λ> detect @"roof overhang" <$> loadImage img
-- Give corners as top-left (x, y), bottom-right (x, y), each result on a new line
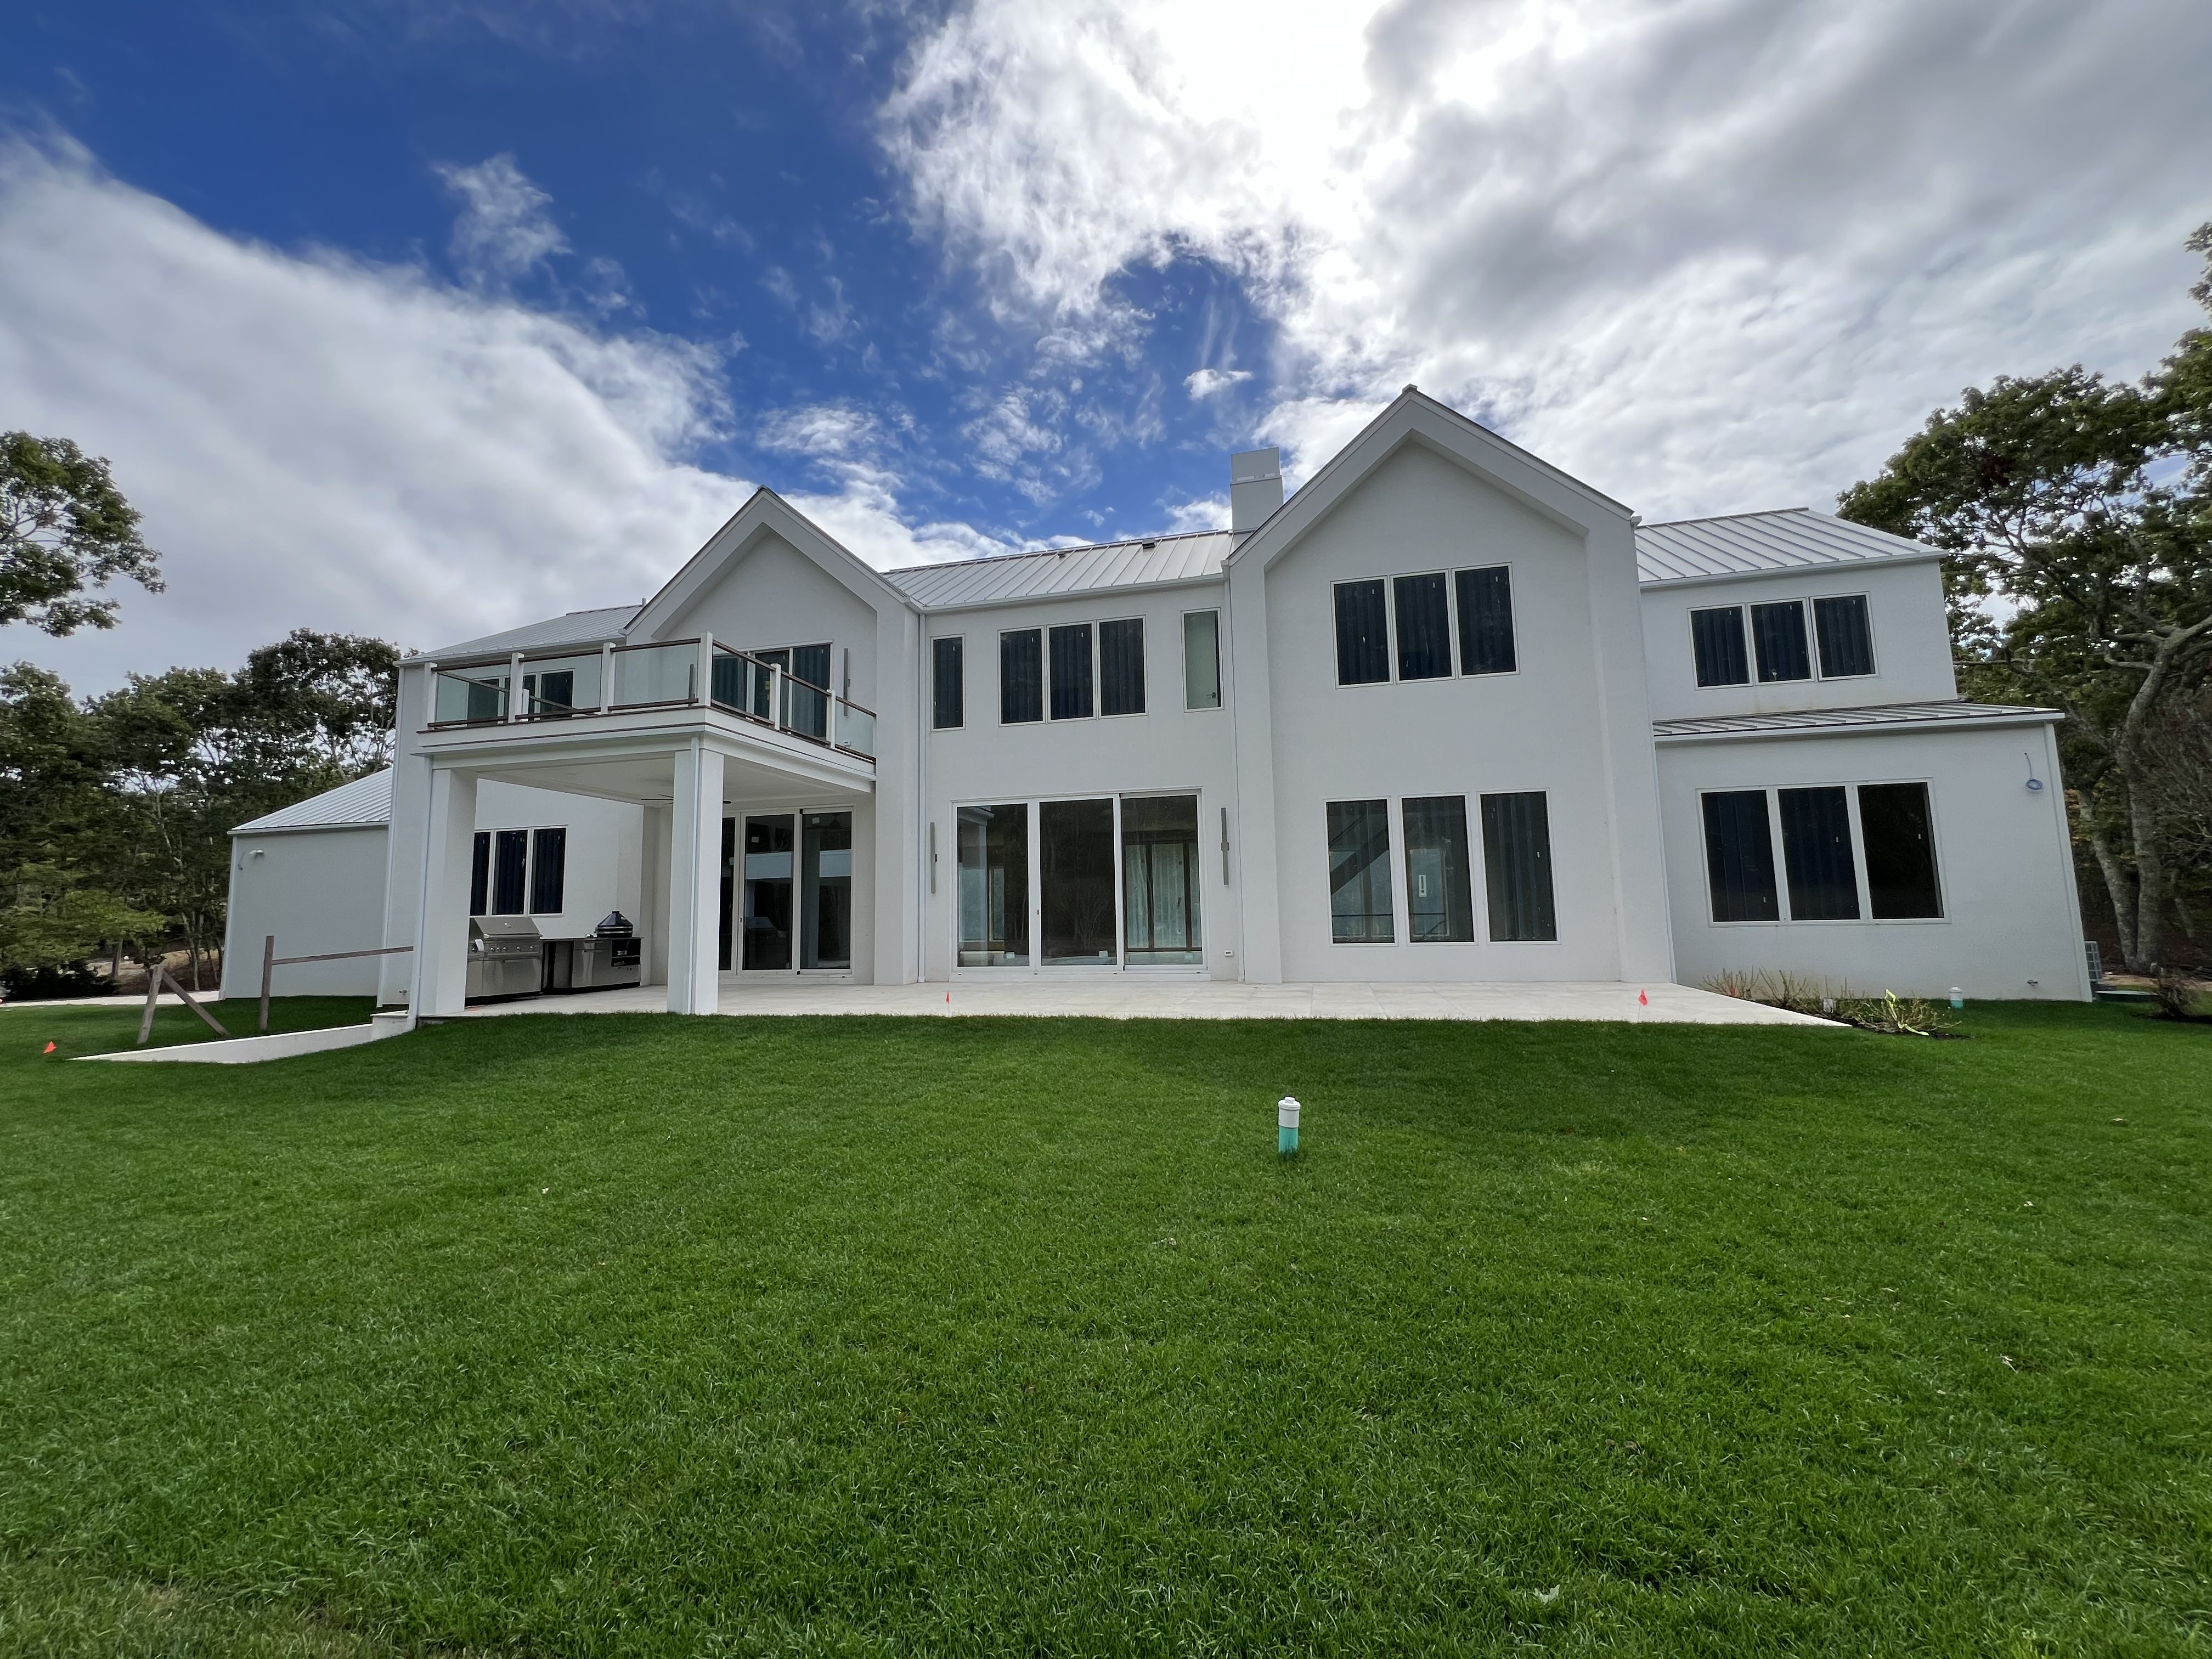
top-left (1654, 703), bottom-right (2061, 746)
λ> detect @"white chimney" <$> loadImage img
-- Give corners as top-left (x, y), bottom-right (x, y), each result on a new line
top-left (1231, 447), bottom-right (1283, 533)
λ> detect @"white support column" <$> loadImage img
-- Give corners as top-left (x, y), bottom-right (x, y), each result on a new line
top-left (411, 766), bottom-right (478, 1018)
top-left (665, 740), bottom-right (726, 1015)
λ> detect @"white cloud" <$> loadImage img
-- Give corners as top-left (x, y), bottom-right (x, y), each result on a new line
top-left (882, 0), bottom-right (2212, 516)
top-left (0, 140), bottom-right (1006, 690)
top-left (1184, 367), bottom-right (1251, 399)
top-left (436, 153), bottom-right (569, 289)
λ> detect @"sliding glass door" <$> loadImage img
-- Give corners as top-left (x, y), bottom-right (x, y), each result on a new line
top-left (957, 804), bottom-right (1030, 966)
top-left (1122, 794), bottom-right (1201, 964)
top-left (800, 811), bottom-right (853, 969)
top-left (1041, 799), bottom-right (1116, 964)
top-left (956, 793), bottom-right (1203, 970)
top-left (741, 815), bottom-right (794, 969)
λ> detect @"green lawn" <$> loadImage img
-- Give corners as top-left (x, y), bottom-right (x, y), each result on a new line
top-left (1, 1002), bottom-right (2205, 1656)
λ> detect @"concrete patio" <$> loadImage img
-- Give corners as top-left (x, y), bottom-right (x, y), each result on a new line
top-left (455, 976), bottom-right (1837, 1025)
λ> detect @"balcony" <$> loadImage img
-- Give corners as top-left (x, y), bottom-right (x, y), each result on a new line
top-left (426, 637), bottom-right (877, 761)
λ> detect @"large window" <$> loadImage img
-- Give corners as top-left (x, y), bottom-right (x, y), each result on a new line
top-left (1402, 796), bottom-right (1476, 942)
top-left (1100, 618), bottom-right (1146, 716)
top-left (1326, 799), bottom-right (1396, 943)
top-left (490, 828), bottom-right (529, 915)
top-left (1184, 611), bottom-right (1221, 710)
top-left (470, 833), bottom-right (490, 916)
top-left (1751, 601), bottom-right (1811, 682)
top-left (1040, 798), bottom-right (1116, 963)
top-left (1122, 795), bottom-right (1202, 964)
top-left (1049, 624), bottom-right (1094, 720)
top-left (1480, 791), bottom-right (1557, 942)
top-left (1455, 566), bottom-right (1516, 675)
top-left (957, 805), bottom-right (1029, 965)
top-left (529, 827), bottom-right (566, 915)
top-left (800, 811), bottom-right (853, 969)
top-left (1392, 573), bottom-right (1453, 680)
top-left (1778, 786), bottom-right (1859, 920)
top-left (1860, 782), bottom-right (1942, 918)
top-left (933, 636), bottom-right (964, 729)
top-left (1701, 781), bottom-right (1943, 922)
top-left (1700, 791), bottom-right (1779, 922)
top-left (1691, 607), bottom-right (1751, 687)
top-left (742, 815), bottom-right (795, 969)
top-left (1814, 595), bottom-right (1875, 678)
top-left (1334, 580), bottom-right (1391, 686)
top-left (1000, 629), bottom-right (1042, 724)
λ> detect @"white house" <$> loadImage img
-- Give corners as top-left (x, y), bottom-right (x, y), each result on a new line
top-left (222, 389), bottom-right (2091, 1011)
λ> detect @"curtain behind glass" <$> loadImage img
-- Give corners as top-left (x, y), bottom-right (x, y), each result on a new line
top-left (1122, 794), bottom-right (1201, 964)
top-left (957, 805), bottom-right (1029, 964)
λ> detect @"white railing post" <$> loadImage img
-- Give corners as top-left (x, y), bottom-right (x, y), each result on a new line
top-left (599, 643), bottom-right (616, 712)
top-left (506, 652), bottom-right (524, 721)
top-left (769, 664), bottom-right (784, 732)
top-left (697, 633), bottom-right (714, 708)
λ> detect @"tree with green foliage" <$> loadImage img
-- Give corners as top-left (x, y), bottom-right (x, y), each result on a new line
top-left (0, 432), bottom-right (163, 635)
top-left (1839, 223), bottom-right (2212, 971)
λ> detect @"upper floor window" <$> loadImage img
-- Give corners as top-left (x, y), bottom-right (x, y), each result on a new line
top-left (1099, 618), bottom-right (1146, 716)
top-left (1691, 606), bottom-right (1750, 686)
top-left (1049, 624), bottom-right (1094, 719)
top-left (1339, 565), bottom-right (1519, 686)
top-left (1000, 629), bottom-right (1042, 724)
top-left (1814, 595), bottom-right (1875, 678)
top-left (1456, 566), bottom-right (1516, 675)
top-left (932, 636), bottom-right (964, 730)
top-left (1334, 580), bottom-right (1391, 685)
top-left (1752, 601), bottom-right (1811, 682)
top-left (1392, 573), bottom-right (1452, 680)
top-left (1184, 610), bottom-right (1221, 710)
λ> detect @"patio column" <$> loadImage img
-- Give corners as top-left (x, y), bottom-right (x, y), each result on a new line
top-left (665, 740), bottom-right (725, 1015)
top-left (412, 766), bottom-right (478, 1018)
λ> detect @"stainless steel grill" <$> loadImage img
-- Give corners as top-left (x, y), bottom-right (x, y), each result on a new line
top-left (467, 915), bottom-right (543, 1002)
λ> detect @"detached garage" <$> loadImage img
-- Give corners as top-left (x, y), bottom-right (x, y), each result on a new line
top-left (222, 770), bottom-right (396, 999)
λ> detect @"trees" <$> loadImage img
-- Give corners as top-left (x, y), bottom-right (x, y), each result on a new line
top-left (0, 433), bottom-right (163, 636)
top-left (1839, 225), bottom-right (2212, 972)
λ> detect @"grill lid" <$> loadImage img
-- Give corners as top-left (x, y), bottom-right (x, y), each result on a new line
top-left (470, 915), bottom-right (544, 943)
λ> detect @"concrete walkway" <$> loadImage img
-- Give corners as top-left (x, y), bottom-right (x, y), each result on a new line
top-left (459, 977), bottom-right (1835, 1026)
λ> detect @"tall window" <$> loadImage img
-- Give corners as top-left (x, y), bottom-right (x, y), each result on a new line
top-left (1701, 792), bottom-right (1779, 922)
top-left (1402, 796), bottom-right (1476, 942)
top-left (800, 812), bottom-right (853, 969)
top-left (1184, 611), bottom-right (1221, 710)
top-left (1752, 601), bottom-right (1811, 682)
top-left (1860, 782), bottom-right (1943, 917)
top-left (1122, 794), bottom-right (1201, 964)
top-left (1100, 618), bottom-right (1146, 715)
top-left (1392, 573), bottom-right (1452, 680)
top-left (529, 827), bottom-right (567, 915)
top-left (1326, 800), bottom-right (1395, 942)
top-left (1040, 798), bottom-right (1115, 962)
top-left (1814, 595), bottom-right (1875, 678)
top-left (957, 804), bottom-right (1029, 965)
top-left (1778, 787), bottom-right (1858, 919)
top-left (1334, 580), bottom-right (1390, 685)
top-left (1692, 606), bottom-right (1750, 686)
top-left (489, 829), bottom-right (529, 915)
top-left (1480, 792), bottom-right (1557, 941)
top-left (1000, 629), bottom-right (1042, 724)
top-left (1049, 623), bottom-right (1094, 720)
top-left (1455, 566), bottom-right (1516, 675)
top-left (470, 832), bottom-right (490, 915)
top-left (932, 636), bottom-right (964, 729)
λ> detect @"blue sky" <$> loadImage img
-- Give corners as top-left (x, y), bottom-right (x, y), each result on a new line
top-left (3, 0), bottom-right (2209, 687)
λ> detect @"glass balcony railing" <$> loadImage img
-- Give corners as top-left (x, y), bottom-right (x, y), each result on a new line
top-left (783, 675), bottom-right (830, 743)
top-left (432, 666), bottom-right (509, 724)
top-left (610, 641), bottom-right (697, 708)
top-left (834, 698), bottom-right (876, 757)
top-left (520, 652), bottom-right (603, 717)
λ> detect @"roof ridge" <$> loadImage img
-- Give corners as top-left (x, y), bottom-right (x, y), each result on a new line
top-left (1638, 506), bottom-right (1814, 530)
top-left (882, 527), bottom-right (1232, 578)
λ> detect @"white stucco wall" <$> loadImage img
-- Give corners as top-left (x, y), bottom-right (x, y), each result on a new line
top-left (919, 581), bottom-right (1241, 979)
top-left (663, 529), bottom-right (884, 708)
top-left (1639, 558), bottom-right (1956, 723)
top-left (1657, 717), bottom-right (2090, 1000)
top-left (223, 825), bottom-right (391, 997)
top-left (1256, 442), bottom-right (1654, 981)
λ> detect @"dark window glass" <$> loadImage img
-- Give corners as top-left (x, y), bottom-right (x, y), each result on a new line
top-left (801, 811), bottom-right (853, 969)
top-left (1327, 800), bottom-right (1395, 942)
top-left (1778, 787), bottom-right (1859, 919)
top-left (1000, 630), bottom-right (1042, 724)
top-left (1184, 611), bottom-right (1221, 709)
top-left (529, 827), bottom-right (566, 915)
top-left (932, 636), bottom-right (964, 729)
top-left (1040, 798), bottom-right (1116, 963)
top-left (1100, 618), bottom-right (1146, 715)
top-left (1122, 794), bottom-right (1201, 964)
top-left (1701, 791), bottom-right (1779, 922)
top-left (1752, 601), bottom-right (1811, 682)
top-left (1481, 792), bottom-right (1558, 941)
top-left (470, 831), bottom-right (489, 915)
top-left (742, 815), bottom-right (794, 969)
top-left (957, 804), bottom-right (1030, 965)
top-left (1049, 623), bottom-right (1094, 720)
top-left (490, 828), bottom-right (529, 915)
top-left (1334, 580), bottom-right (1390, 685)
top-left (1402, 795), bottom-right (1476, 942)
top-left (1455, 566), bottom-right (1516, 675)
top-left (1393, 573), bottom-right (1452, 680)
top-left (1859, 782), bottom-right (1943, 918)
top-left (789, 642), bottom-right (832, 690)
top-left (1814, 595), bottom-right (1875, 677)
top-left (719, 817), bottom-right (735, 970)
top-left (1691, 607), bottom-right (1750, 686)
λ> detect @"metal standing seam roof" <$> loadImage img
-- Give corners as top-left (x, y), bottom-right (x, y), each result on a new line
top-left (230, 768), bottom-right (395, 834)
top-left (409, 604), bottom-right (641, 665)
top-left (1652, 701), bottom-right (2060, 740)
top-left (881, 531), bottom-right (1237, 609)
top-left (1634, 509), bottom-right (1942, 584)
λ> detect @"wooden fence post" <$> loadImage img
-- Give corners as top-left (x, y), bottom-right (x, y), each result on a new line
top-left (136, 964), bottom-right (163, 1047)
top-left (259, 934), bottom-right (276, 1034)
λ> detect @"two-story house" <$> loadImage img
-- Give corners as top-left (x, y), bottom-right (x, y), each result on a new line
top-left (223, 388), bottom-right (2091, 1013)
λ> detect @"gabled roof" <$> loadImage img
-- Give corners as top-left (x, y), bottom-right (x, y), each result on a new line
top-left (1652, 701), bottom-right (2058, 741)
top-left (883, 531), bottom-right (1235, 609)
top-left (626, 487), bottom-right (917, 640)
top-left (230, 768), bottom-right (394, 834)
top-left (409, 605), bottom-right (637, 665)
top-left (1635, 509), bottom-right (1940, 585)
